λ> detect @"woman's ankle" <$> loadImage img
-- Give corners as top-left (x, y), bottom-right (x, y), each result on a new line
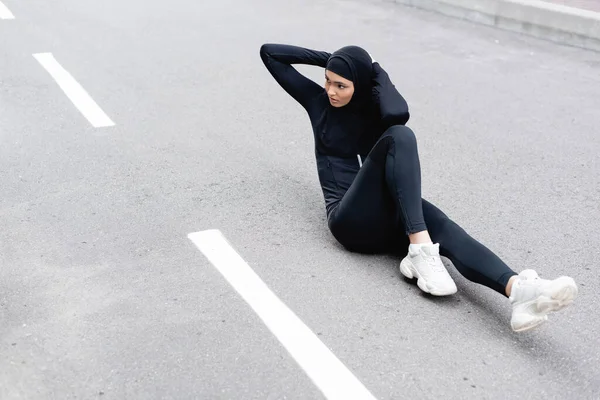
top-left (408, 230), bottom-right (432, 244)
top-left (505, 275), bottom-right (519, 297)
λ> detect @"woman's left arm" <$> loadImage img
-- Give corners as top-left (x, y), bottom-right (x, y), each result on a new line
top-left (371, 62), bottom-right (410, 127)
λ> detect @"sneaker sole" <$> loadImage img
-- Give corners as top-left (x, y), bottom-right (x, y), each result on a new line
top-left (512, 315), bottom-right (548, 333)
top-left (512, 276), bottom-right (578, 333)
top-left (399, 258), bottom-right (457, 296)
top-left (537, 276), bottom-right (578, 313)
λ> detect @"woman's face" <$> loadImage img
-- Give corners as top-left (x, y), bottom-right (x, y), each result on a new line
top-left (325, 70), bottom-right (354, 107)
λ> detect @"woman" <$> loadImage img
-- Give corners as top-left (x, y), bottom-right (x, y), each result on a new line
top-left (259, 43), bottom-right (578, 332)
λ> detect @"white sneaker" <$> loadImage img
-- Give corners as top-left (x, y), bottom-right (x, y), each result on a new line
top-left (509, 269), bottom-right (578, 332)
top-left (399, 243), bottom-right (458, 296)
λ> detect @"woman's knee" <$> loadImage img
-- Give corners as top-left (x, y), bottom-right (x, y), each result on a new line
top-left (384, 125), bottom-right (417, 150)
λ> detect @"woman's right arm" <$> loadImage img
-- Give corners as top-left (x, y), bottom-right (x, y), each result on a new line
top-left (260, 43), bottom-right (331, 109)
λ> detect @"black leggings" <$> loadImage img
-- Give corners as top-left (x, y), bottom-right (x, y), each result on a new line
top-left (328, 125), bottom-right (517, 296)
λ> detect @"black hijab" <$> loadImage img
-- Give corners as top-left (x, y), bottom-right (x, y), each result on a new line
top-left (317, 45), bottom-right (378, 157)
top-left (326, 46), bottom-right (374, 109)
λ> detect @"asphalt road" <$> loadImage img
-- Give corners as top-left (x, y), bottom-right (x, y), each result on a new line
top-left (1, 0), bottom-right (599, 399)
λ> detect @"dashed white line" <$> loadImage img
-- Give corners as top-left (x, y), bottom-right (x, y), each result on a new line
top-left (188, 229), bottom-right (377, 400)
top-left (33, 53), bottom-right (115, 128)
top-left (0, 1), bottom-right (15, 19)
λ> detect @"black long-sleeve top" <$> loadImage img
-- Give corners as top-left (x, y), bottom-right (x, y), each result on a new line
top-left (260, 43), bottom-right (410, 215)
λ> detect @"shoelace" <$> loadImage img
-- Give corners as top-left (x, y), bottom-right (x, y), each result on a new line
top-left (520, 273), bottom-right (540, 284)
top-left (426, 254), bottom-right (446, 273)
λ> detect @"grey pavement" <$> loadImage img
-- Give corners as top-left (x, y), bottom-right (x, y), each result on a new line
top-left (1, 0), bottom-right (600, 399)
top-left (390, 0), bottom-right (600, 52)
top-left (543, 0), bottom-right (600, 12)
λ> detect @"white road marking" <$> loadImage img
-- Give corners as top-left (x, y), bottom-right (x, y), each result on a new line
top-left (0, 1), bottom-right (15, 19)
top-left (33, 53), bottom-right (115, 128)
top-left (188, 229), bottom-right (377, 400)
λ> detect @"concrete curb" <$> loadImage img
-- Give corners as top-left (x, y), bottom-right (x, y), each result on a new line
top-left (389, 0), bottom-right (600, 51)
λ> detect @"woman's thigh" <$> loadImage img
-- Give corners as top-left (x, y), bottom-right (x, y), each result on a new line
top-left (328, 154), bottom-right (406, 253)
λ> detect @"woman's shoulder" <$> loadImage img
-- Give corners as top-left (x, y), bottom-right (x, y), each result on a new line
top-left (306, 92), bottom-right (330, 117)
